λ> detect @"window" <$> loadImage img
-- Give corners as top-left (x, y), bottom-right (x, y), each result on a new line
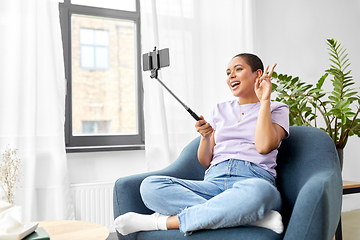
top-left (82, 121), bottom-right (110, 134)
top-left (59, 0), bottom-right (144, 152)
top-left (80, 28), bottom-right (109, 70)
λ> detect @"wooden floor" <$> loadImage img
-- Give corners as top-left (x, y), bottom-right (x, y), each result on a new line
top-left (342, 209), bottom-right (360, 240)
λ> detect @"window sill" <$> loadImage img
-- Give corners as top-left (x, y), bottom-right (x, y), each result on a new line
top-left (66, 144), bottom-right (145, 153)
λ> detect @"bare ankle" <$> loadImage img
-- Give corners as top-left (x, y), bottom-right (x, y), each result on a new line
top-left (166, 215), bottom-right (180, 229)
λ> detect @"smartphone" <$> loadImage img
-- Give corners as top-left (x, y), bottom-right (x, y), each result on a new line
top-left (142, 48), bottom-right (170, 71)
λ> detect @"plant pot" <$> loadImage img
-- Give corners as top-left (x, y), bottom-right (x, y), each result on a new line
top-left (337, 148), bottom-right (343, 171)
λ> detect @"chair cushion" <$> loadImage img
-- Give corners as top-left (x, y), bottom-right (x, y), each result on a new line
top-left (137, 226), bottom-right (283, 240)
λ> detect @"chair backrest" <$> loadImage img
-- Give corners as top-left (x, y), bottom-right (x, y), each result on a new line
top-left (161, 136), bottom-right (206, 180)
top-left (275, 126), bottom-right (341, 231)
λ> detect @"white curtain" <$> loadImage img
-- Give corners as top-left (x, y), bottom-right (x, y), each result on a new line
top-left (0, 0), bottom-right (74, 221)
top-left (141, 0), bottom-right (254, 171)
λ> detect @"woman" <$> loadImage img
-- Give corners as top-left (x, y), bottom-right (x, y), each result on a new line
top-left (115, 53), bottom-right (289, 236)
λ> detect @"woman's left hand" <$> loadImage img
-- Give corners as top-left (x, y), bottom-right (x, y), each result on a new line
top-left (255, 63), bottom-right (277, 102)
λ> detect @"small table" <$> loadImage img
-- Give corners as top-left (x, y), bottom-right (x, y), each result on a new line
top-left (38, 220), bottom-right (109, 240)
top-left (335, 180), bottom-right (360, 240)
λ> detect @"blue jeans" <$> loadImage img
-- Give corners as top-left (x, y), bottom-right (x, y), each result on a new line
top-left (140, 159), bottom-right (282, 234)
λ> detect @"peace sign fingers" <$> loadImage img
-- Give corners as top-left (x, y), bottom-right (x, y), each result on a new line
top-left (259, 63), bottom-right (276, 85)
top-left (256, 63), bottom-right (277, 102)
top-left (264, 63), bottom-right (277, 78)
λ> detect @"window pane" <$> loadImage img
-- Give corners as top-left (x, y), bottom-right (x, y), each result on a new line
top-left (80, 45), bottom-right (94, 68)
top-left (95, 47), bottom-right (108, 69)
top-left (82, 121), bottom-right (96, 134)
top-left (82, 120), bottom-right (110, 134)
top-left (95, 30), bottom-right (109, 46)
top-left (71, 0), bottom-right (136, 12)
top-left (80, 28), bottom-right (94, 44)
top-left (71, 14), bottom-right (137, 136)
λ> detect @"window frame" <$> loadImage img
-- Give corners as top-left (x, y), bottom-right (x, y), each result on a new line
top-left (59, 0), bottom-right (144, 152)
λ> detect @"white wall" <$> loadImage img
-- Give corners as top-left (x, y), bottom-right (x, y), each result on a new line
top-left (67, 150), bottom-right (146, 184)
top-left (67, 149), bottom-right (146, 233)
top-left (253, 0), bottom-right (360, 211)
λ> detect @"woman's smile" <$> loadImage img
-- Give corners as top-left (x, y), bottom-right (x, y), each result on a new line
top-left (230, 80), bottom-right (241, 90)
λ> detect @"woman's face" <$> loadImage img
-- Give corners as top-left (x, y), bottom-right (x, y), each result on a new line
top-left (226, 56), bottom-right (260, 99)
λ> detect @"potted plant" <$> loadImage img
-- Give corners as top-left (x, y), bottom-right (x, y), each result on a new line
top-left (271, 38), bottom-right (360, 170)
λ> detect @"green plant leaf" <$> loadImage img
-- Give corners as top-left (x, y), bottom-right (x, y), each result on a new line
top-left (344, 91), bottom-right (357, 98)
top-left (327, 38), bottom-right (334, 44)
top-left (344, 82), bottom-right (355, 89)
top-left (330, 59), bottom-right (341, 68)
top-left (329, 94), bottom-right (339, 101)
top-left (352, 124), bottom-right (360, 138)
top-left (316, 73), bottom-right (328, 89)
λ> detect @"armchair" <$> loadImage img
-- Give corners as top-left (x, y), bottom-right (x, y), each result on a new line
top-left (113, 126), bottom-right (342, 240)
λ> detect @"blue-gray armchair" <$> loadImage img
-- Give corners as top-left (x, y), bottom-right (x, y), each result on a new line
top-left (113, 126), bottom-right (342, 240)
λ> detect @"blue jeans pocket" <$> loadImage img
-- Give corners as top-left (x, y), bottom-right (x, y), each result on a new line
top-left (204, 161), bottom-right (228, 179)
top-left (247, 162), bottom-right (276, 186)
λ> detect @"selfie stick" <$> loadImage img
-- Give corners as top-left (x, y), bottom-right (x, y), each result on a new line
top-left (151, 73), bottom-right (201, 121)
top-left (147, 47), bottom-right (201, 121)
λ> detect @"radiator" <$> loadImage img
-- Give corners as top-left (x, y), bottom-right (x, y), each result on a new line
top-left (70, 182), bottom-right (115, 232)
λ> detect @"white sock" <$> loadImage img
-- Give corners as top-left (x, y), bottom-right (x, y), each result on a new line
top-left (248, 210), bottom-right (284, 234)
top-left (114, 212), bottom-right (168, 235)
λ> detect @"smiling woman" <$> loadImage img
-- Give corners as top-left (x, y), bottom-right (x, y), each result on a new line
top-left (114, 53), bottom-right (289, 236)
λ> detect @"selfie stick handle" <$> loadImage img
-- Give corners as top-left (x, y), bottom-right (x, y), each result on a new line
top-left (151, 75), bottom-right (201, 121)
top-left (187, 108), bottom-right (202, 121)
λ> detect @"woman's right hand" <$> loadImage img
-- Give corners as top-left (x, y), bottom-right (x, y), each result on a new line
top-left (196, 115), bottom-right (215, 167)
top-left (195, 115), bottom-right (214, 139)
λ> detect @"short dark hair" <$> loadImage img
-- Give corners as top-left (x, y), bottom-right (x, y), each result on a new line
top-left (233, 53), bottom-right (264, 73)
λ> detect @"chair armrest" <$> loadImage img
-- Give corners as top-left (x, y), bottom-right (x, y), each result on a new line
top-left (283, 169), bottom-right (342, 240)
